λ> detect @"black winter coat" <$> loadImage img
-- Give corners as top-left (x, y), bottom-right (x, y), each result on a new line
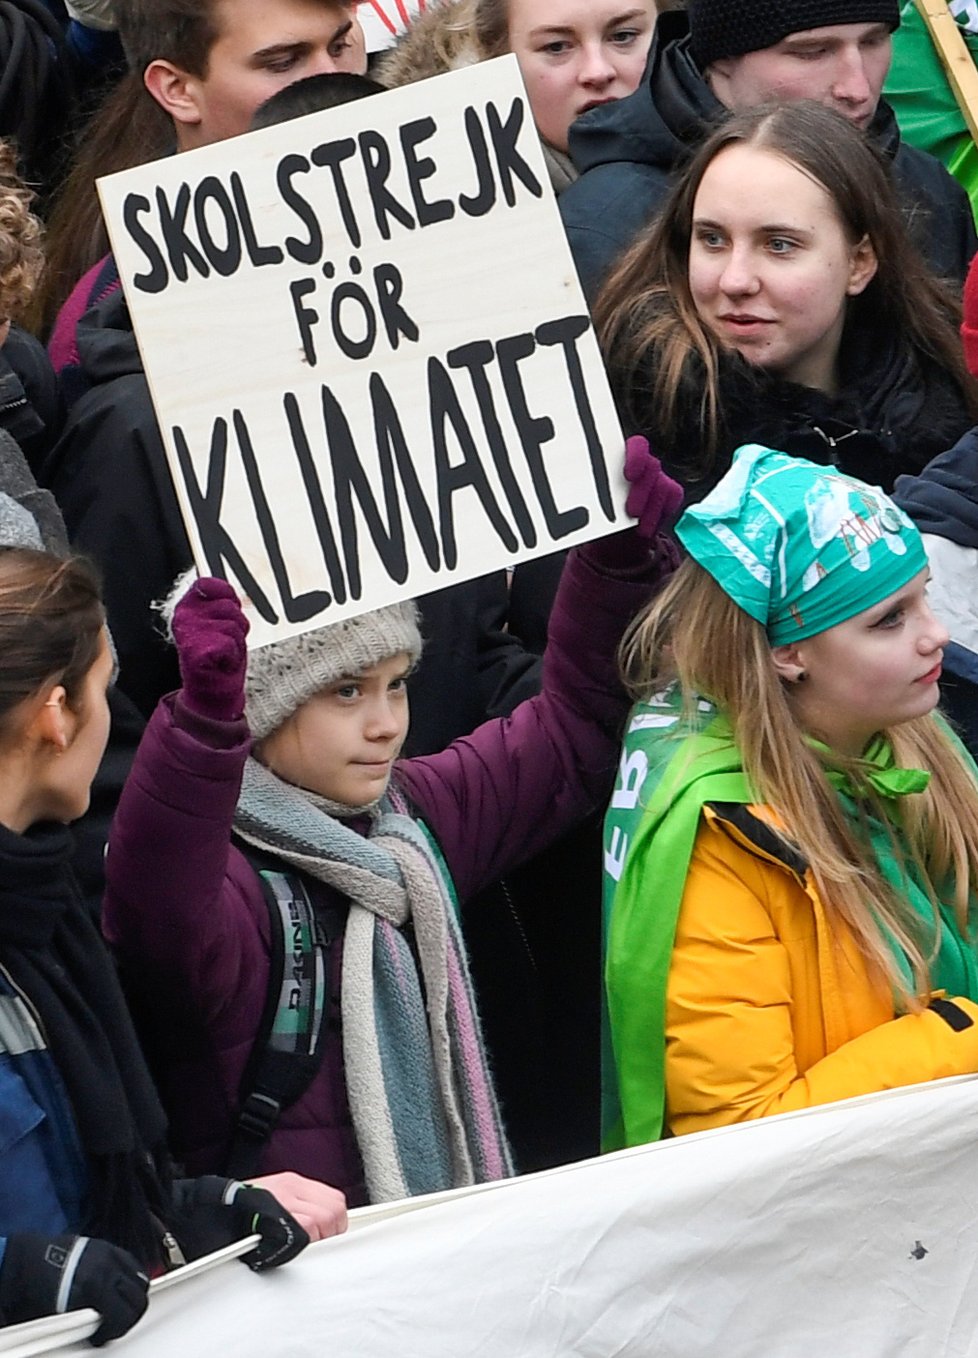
top-left (616, 311), bottom-right (975, 503)
top-left (559, 12), bottom-right (978, 301)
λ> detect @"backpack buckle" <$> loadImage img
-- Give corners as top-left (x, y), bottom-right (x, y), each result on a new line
top-left (236, 1091), bottom-right (282, 1141)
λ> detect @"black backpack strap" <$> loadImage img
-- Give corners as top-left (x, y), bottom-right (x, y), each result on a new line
top-left (226, 865), bottom-right (337, 1180)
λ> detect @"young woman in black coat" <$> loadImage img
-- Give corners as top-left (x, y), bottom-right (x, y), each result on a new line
top-left (594, 100), bottom-right (978, 503)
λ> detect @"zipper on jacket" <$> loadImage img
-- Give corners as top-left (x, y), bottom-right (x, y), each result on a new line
top-left (0, 959), bottom-right (52, 1045)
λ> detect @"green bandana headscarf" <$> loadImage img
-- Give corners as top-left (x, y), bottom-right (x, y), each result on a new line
top-left (676, 445), bottom-right (928, 643)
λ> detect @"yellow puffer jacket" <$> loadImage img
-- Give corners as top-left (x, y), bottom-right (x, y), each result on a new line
top-left (665, 801), bottom-right (978, 1137)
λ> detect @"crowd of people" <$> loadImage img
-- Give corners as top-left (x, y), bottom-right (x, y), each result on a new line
top-left (2, 0), bottom-right (978, 1344)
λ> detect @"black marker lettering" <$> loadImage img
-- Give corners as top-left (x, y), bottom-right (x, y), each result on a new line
top-left (448, 339), bottom-right (535, 547)
top-left (400, 116), bottom-right (454, 227)
top-left (429, 356), bottom-right (517, 568)
top-left (536, 315), bottom-right (613, 520)
top-left (323, 384), bottom-right (410, 595)
top-left (311, 138), bottom-right (361, 248)
top-left (487, 98), bottom-right (544, 207)
top-left (370, 373), bottom-right (440, 570)
top-left (231, 171), bottom-right (284, 267)
top-left (125, 193), bottom-right (169, 294)
top-left (283, 392), bottom-right (347, 603)
top-left (498, 332), bottom-right (588, 539)
top-left (234, 410), bottom-right (330, 623)
top-left (373, 262), bottom-right (419, 350)
top-left (457, 106), bottom-right (496, 218)
top-left (358, 129), bottom-right (416, 240)
top-left (278, 154), bottom-right (323, 265)
top-left (171, 419), bottom-right (276, 621)
top-left (290, 278), bottom-right (321, 365)
top-left (156, 182), bottom-right (210, 283)
top-left (193, 176), bottom-right (242, 277)
top-left (330, 278), bottom-right (377, 360)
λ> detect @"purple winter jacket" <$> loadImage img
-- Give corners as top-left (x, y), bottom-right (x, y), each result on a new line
top-left (103, 537), bottom-right (675, 1200)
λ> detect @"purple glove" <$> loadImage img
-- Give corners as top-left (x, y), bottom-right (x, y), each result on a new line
top-left (624, 435), bottom-right (684, 538)
top-left (171, 577), bottom-right (249, 722)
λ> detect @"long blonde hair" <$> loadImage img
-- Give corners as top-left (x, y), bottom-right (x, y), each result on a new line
top-left (622, 559), bottom-right (978, 1007)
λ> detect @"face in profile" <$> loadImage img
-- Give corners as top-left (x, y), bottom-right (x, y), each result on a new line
top-left (687, 142), bottom-right (877, 393)
top-left (506, 0), bottom-right (655, 154)
top-left (36, 628), bottom-right (114, 826)
top-left (172, 0), bottom-right (368, 147)
top-left (773, 569), bottom-right (948, 756)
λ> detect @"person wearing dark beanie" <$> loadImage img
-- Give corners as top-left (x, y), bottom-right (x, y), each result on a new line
top-left (559, 0), bottom-right (976, 302)
top-left (688, 0), bottom-right (899, 71)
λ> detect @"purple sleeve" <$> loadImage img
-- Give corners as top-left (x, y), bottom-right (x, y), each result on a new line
top-left (396, 533), bottom-right (677, 902)
top-left (102, 694), bottom-right (265, 1005)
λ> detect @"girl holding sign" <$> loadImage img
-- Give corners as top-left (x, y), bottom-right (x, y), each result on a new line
top-left (595, 100), bottom-right (978, 502)
top-left (101, 441), bottom-right (681, 1204)
top-left (604, 447), bottom-right (978, 1151)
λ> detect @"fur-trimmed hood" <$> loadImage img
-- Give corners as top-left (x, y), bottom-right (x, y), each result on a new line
top-left (374, 0), bottom-right (482, 88)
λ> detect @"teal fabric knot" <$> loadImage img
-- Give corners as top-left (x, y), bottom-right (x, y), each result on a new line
top-left (811, 734), bottom-right (931, 801)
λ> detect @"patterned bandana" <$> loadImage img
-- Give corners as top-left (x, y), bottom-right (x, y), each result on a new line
top-left (676, 444), bottom-right (928, 644)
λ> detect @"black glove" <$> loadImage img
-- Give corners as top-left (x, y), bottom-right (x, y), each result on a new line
top-left (0, 1234), bottom-right (149, 1346)
top-left (170, 1176), bottom-right (309, 1272)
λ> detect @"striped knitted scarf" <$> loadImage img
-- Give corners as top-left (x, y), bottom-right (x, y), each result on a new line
top-left (234, 757), bottom-right (513, 1203)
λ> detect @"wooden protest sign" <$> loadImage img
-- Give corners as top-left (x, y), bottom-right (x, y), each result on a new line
top-left (97, 58), bottom-right (628, 649)
top-left (915, 0), bottom-right (978, 143)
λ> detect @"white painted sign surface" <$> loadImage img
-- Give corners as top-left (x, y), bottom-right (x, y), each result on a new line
top-left (98, 59), bottom-right (626, 648)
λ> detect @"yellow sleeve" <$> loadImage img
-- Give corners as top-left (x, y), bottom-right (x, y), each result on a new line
top-left (665, 819), bottom-right (978, 1137)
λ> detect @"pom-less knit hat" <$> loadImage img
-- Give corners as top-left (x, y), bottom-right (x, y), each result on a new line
top-left (688, 0), bottom-right (900, 70)
top-left (676, 444), bottom-right (927, 644)
top-left (245, 600), bottom-right (423, 740)
top-left (161, 570), bottom-right (423, 740)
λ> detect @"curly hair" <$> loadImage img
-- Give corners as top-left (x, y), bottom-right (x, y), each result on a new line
top-left (0, 138), bottom-right (43, 322)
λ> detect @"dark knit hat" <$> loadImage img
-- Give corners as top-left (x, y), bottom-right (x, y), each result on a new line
top-left (689, 0), bottom-right (900, 70)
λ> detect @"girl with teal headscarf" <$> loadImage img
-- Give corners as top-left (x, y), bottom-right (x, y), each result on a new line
top-left (603, 446), bottom-right (978, 1151)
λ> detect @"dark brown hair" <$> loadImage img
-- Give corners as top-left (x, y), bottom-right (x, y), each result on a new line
top-left (594, 100), bottom-right (978, 473)
top-left (0, 550), bottom-right (105, 741)
top-left (31, 76), bottom-right (172, 337)
top-left (472, 0), bottom-right (508, 56)
top-left (32, 0), bottom-right (222, 335)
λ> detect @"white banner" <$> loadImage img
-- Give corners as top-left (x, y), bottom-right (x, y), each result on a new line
top-left (97, 59), bottom-right (626, 649)
top-left (16, 1077), bottom-right (978, 1357)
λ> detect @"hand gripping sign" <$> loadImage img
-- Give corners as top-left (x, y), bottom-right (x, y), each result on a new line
top-left (97, 58), bottom-right (629, 648)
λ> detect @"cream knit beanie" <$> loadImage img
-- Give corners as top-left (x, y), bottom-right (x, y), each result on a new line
top-left (160, 571), bottom-right (422, 739)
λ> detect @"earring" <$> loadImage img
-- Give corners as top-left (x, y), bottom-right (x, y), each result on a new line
top-left (795, 671), bottom-right (808, 684)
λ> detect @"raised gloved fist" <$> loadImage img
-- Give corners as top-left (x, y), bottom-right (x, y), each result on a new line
top-left (171, 1176), bottom-right (310, 1273)
top-left (623, 435), bottom-right (684, 538)
top-left (0, 1234), bottom-right (149, 1346)
top-left (171, 576), bottom-right (250, 722)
